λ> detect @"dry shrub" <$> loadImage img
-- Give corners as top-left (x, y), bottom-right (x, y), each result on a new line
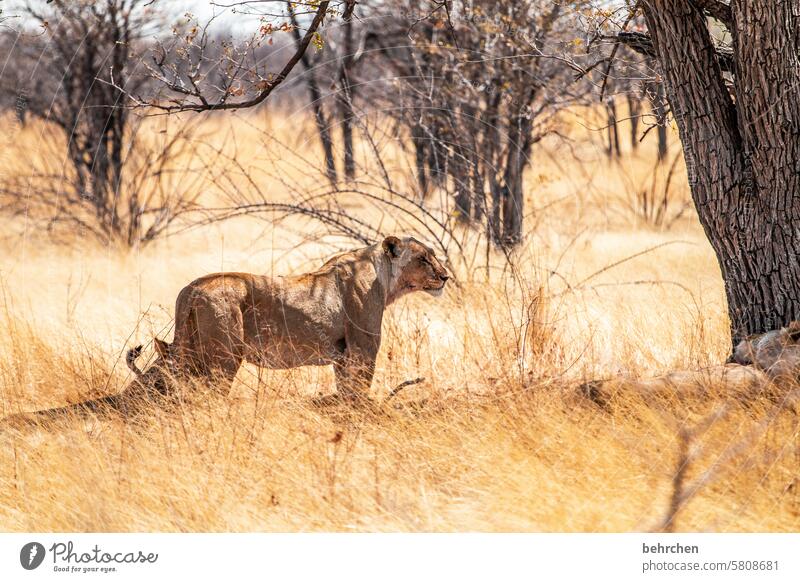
top-left (0, 115), bottom-right (799, 533)
top-left (0, 291), bottom-right (127, 416)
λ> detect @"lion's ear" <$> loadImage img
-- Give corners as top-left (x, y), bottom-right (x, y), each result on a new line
top-left (154, 338), bottom-right (171, 360)
top-left (382, 236), bottom-right (402, 258)
top-left (788, 322), bottom-right (800, 342)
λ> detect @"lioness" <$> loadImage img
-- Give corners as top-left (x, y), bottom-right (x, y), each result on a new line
top-left (583, 322), bottom-right (800, 406)
top-left (730, 321), bottom-right (800, 380)
top-left (135, 234), bottom-right (449, 400)
top-left (2, 236), bottom-right (449, 427)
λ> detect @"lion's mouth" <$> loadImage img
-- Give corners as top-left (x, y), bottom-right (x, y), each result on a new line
top-left (407, 280), bottom-right (447, 294)
top-left (424, 280), bottom-right (447, 294)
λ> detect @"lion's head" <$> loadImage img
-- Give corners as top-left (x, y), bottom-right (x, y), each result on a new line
top-left (733, 321), bottom-right (800, 379)
top-left (382, 235), bottom-right (450, 302)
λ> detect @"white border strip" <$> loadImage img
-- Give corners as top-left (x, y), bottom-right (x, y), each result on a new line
top-left (1, 534), bottom-right (798, 581)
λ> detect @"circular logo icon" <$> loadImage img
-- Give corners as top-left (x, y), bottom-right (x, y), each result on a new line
top-left (20, 542), bottom-right (46, 570)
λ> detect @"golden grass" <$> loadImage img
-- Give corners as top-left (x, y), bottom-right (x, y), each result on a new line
top-left (0, 110), bottom-right (798, 532)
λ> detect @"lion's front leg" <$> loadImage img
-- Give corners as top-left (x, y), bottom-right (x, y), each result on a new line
top-left (333, 356), bottom-right (376, 405)
top-left (333, 323), bottom-right (379, 404)
top-left (331, 292), bottom-right (383, 406)
top-left (313, 358), bottom-right (374, 408)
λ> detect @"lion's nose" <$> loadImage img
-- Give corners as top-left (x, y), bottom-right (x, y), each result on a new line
top-left (440, 273), bottom-right (450, 281)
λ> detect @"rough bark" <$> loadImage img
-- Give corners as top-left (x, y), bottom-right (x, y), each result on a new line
top-left (725, 1), bottom-right (800, 337)
top-left (613, 30), bottom-right (734, 73)
top-left (694, 0), bottom-right (732, 27)
top-left (641, 0), bottom-right (800, 344)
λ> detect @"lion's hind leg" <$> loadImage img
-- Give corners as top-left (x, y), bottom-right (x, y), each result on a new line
top-left (182, 295), bottom-right (245, 395)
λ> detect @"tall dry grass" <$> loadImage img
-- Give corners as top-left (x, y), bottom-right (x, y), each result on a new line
top-left (0, 109), bottom-right (798, 532)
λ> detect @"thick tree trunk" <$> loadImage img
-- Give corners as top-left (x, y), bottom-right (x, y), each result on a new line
top-left (726, 1), bottom-right (800, 337)
top-left (642, 0), bottom-right (800, 345)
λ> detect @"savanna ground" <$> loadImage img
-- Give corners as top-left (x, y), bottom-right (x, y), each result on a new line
top-left (0, 107), bottom-right (798, 532)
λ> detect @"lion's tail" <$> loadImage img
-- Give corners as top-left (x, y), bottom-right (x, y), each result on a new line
top-left (3, 345), bottom-right (147, 431)
top-left (1, 393), bottom-right (122, 432)
top-left (126, 344), bottom-right (144, 377)
top-left (1, 344), bottom-right (175, 432)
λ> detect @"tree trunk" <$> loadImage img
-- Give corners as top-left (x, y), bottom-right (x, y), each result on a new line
top-left (645, 81), bottom-right (669, 161)
top-left (338, 1), bottom-right (356, 181)
top-left (656, 114), bottom-right (668, 161)
top-left (411, 123), bottom-right (429, 199)
top-left (606, 98), bottom-right (621, 158)
top-left (490, 179), bottom-right (503, 243)
top-left (655, 82), bottom-right (669, 162)
top-left (642, 0), bottom-right (800, 345)
top-left (470, 151), bottom-right (485, 222)
top-left (486, 89), bottom-right (503, 242)
top-left (290, 7), bottom-right (337, 187)
top-left (454, 190), bottom-right (472, 220)
top-left (307, 74), bottom-right (339, 188)
top-left (452, 143), bottom-right (473, 221)
top-left (499, 112), bottom-right (533, 246)
top-left (627, 92), bottom-right (641, 151)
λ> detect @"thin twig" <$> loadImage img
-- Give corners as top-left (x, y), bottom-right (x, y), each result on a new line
top-left (386, 377), bottom-right (425, 400)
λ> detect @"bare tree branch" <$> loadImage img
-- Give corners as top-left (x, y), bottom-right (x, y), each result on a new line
top-left (606, 31), bottom-right (734, 73)
top-left (127, 1), bottom-right (331, 113)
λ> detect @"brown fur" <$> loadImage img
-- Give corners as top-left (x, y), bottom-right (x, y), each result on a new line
top-left (1, 358), bottom-right (174, 430)
top-left (731, 321), bottom-right (800, 380)
top-left (581, 365), bottom-right (770, 408)
top-left (583, 322), bottom-right (800, 408)
top-left (151, 236), bottom-right (448, 401)
top-left (2, 236), bottom-right (448, 428)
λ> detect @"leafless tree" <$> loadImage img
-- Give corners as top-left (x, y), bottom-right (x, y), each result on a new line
top-left (120, 0), bottom-right (354, 189)
top-left (0, 0), bottom-right (207, 246)
top-left (354, 0), bottom-right (592, 248)
top-left (130, 1), bottom-right (593, 250)
top-left (125, 1), bottom-right (340, 114)
top-left (336, 1), bottom-right (358, 181)
top-left (288, 1), bottom-right (339, 187)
